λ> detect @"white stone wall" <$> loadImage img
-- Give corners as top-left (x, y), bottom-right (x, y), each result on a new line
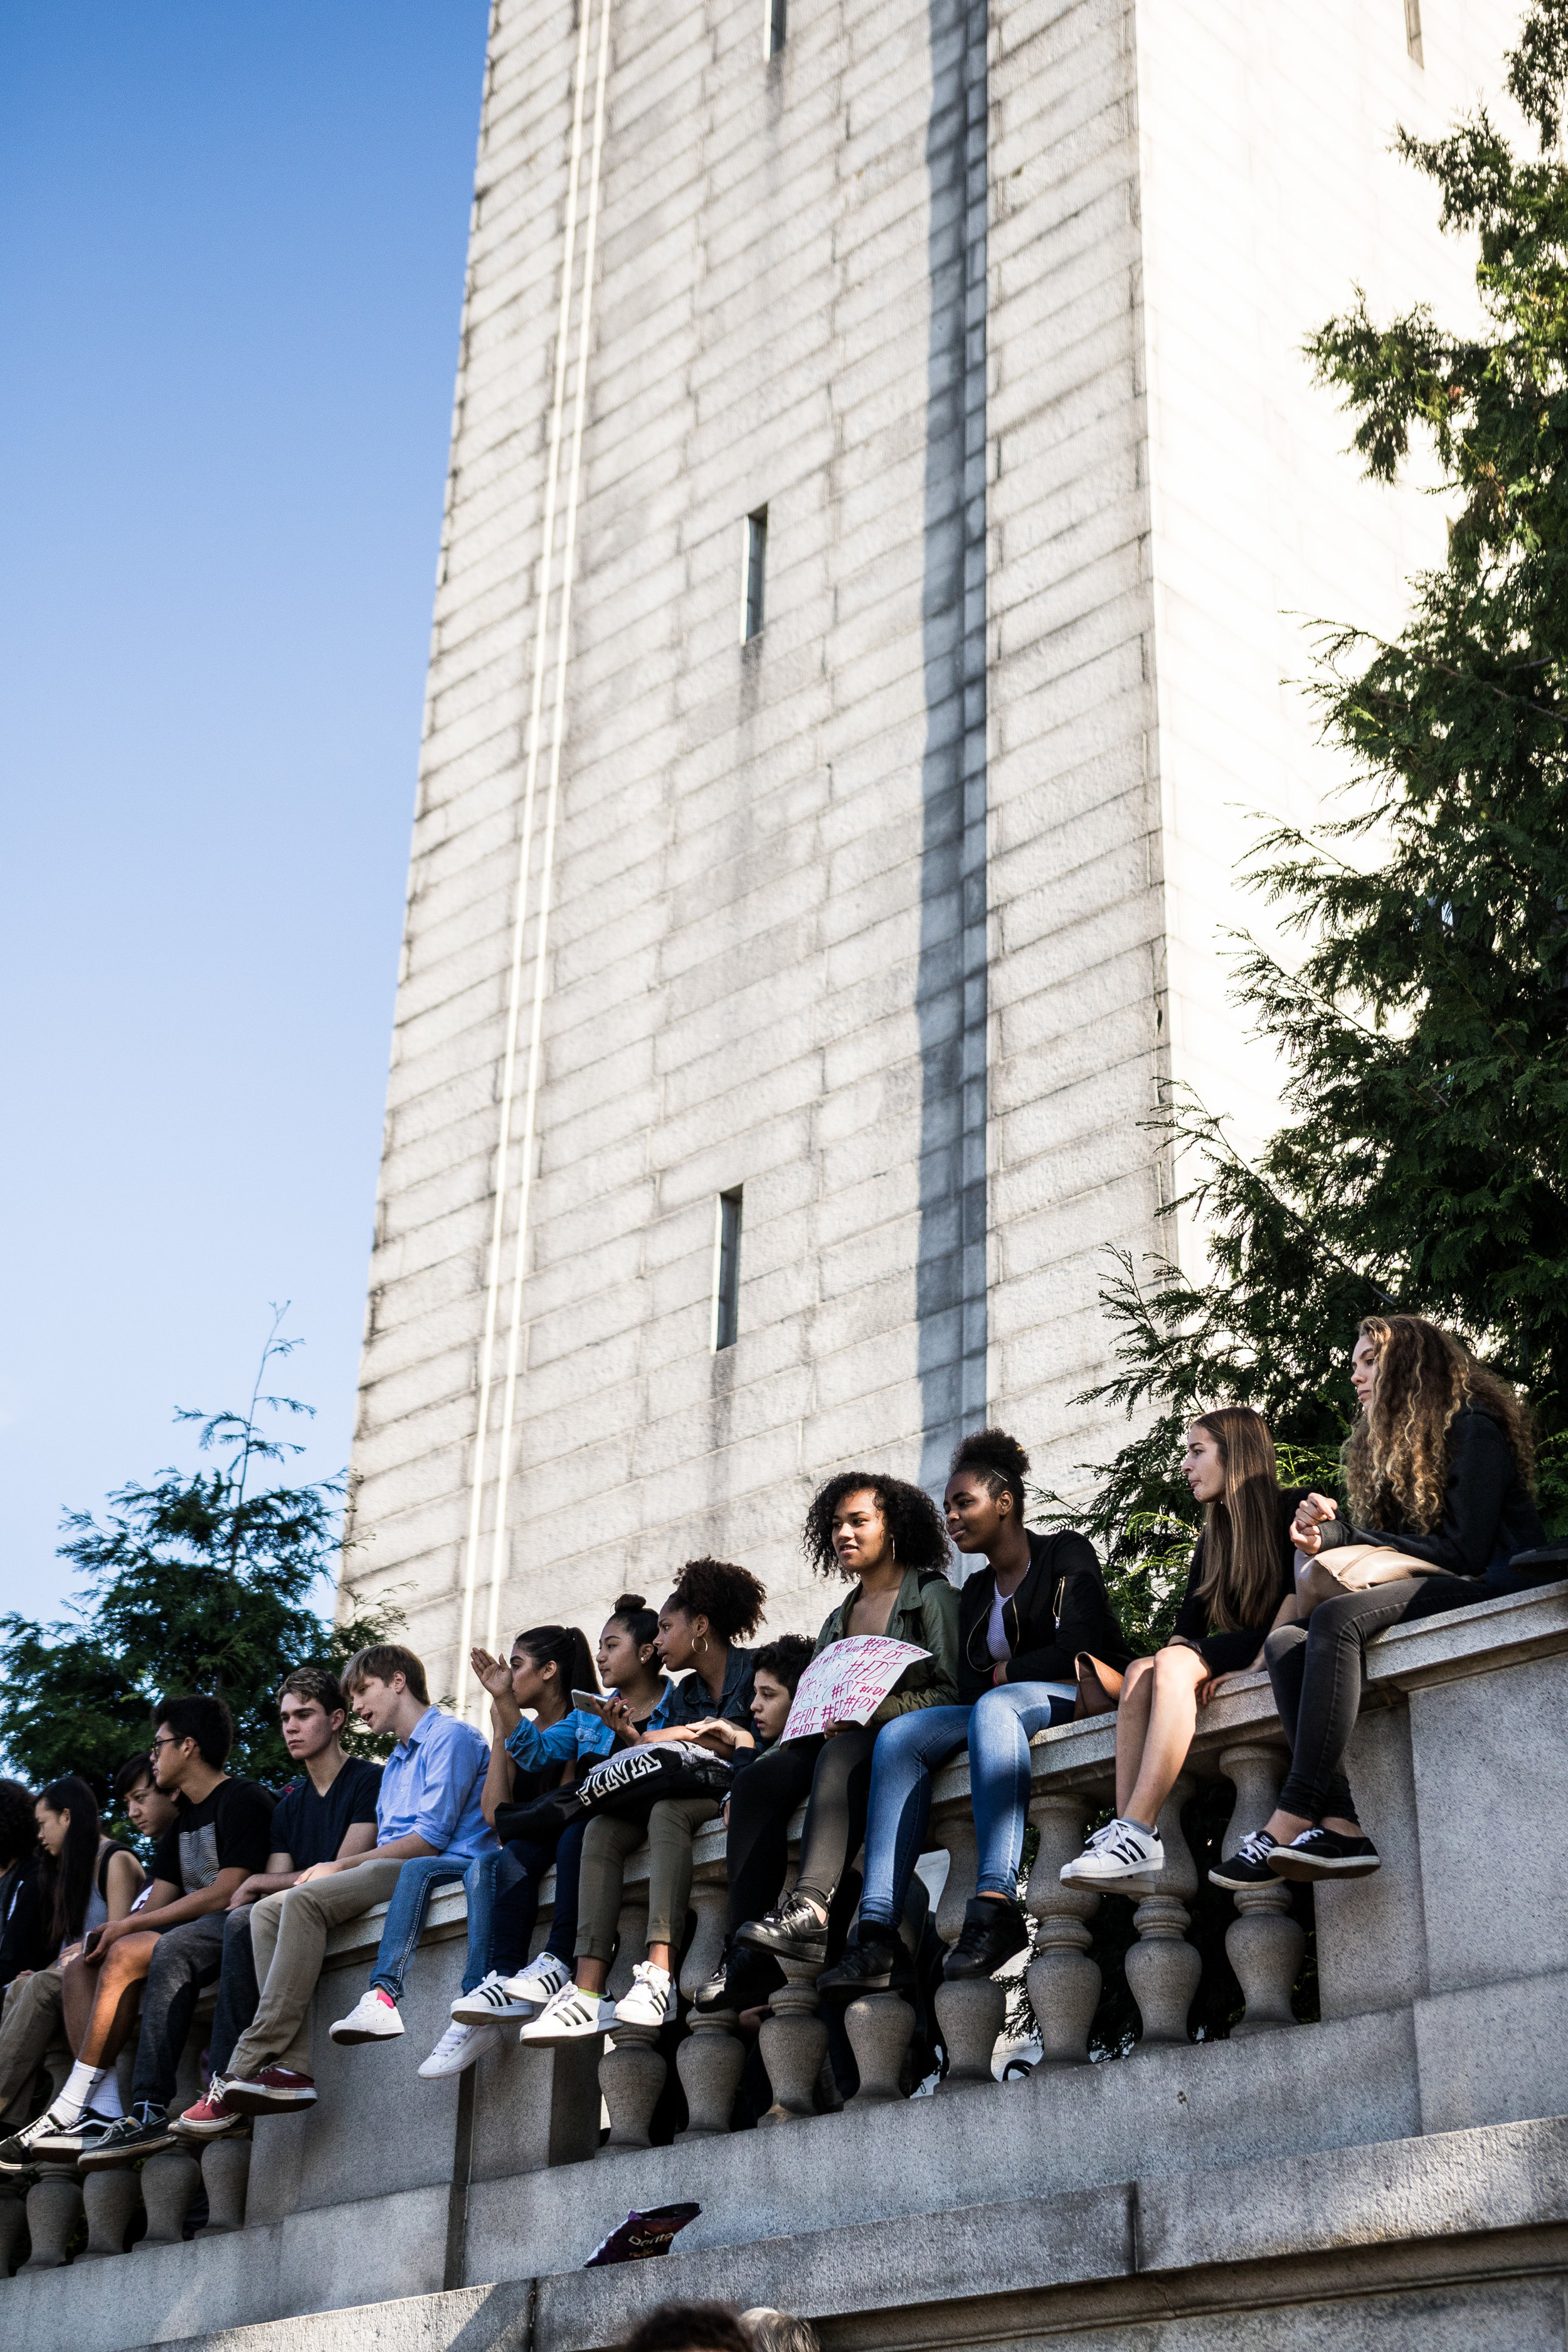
top-left (344, 0), bottom-right (1526, 1695)
top-left (347, 0), bottom-right (976, 1695)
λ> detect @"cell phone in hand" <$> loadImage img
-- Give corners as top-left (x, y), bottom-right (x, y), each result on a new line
top-left (571, 1690), bottom-right (619, 1716)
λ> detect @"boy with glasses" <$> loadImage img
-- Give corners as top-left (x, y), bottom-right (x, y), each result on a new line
top-left (18, 1696), bottom-right (272, 2169)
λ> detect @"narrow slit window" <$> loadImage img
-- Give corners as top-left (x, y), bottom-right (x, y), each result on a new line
top-left (765, 0), bottom-right (787, 61)
top-left (1404, 0), bottom-right (1423, 65)
top-left (741, 508), bottom-right (767, 643)
top-left (713, 1189), bottom-right (743, 1350)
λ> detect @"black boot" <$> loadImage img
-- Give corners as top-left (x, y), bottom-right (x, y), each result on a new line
top-left (736, 1890), bottom-right (829, 1964)
top-left (817, 1920), bottom-right (915, 1999)
top-left (692, 1941), bottom-right (783, 2015)
top-left (941, 1896), bottom-right (1029, 1981)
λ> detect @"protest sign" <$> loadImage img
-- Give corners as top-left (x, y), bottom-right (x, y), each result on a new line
top-left (780, 1634), bottom-right (930, 1741)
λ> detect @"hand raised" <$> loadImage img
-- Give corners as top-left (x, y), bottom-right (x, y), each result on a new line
top-left (470, 1647), bottom-right (515, 1702)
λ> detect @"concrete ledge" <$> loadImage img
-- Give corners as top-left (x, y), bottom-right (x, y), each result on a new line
top-left (110, 2114), bottom-right (1568, 2352)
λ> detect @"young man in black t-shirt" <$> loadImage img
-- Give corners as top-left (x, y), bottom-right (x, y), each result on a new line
top-left (41, 1695), bottom-right (273, 2169)
top-left (173, 1666), bottom-right (380, 2141)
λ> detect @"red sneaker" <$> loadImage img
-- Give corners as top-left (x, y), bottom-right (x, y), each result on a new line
top-left (172, 2079), bottom-right (248, 2141)
top-left (222, 2065), bottom-right (318, 2116)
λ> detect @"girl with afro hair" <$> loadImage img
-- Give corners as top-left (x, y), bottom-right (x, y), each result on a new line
top-left (696, 1468), bottom-right (958, 2014)
top-left (819, 1426), bottom-right (1130, 1999)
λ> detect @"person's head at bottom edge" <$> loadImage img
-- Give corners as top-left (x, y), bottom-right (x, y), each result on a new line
top-left (620, 2304), bottom-right (757, 2352)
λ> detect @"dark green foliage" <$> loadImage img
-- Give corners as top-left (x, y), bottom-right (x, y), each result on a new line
top-left (1038, 3), bottom-right (1568, 1599)
top-left (0, 1325), bottom-right (403, 1830)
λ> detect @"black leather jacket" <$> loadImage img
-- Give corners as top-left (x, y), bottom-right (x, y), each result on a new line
top-left (955, 1528), bottom-right (1131, 1705)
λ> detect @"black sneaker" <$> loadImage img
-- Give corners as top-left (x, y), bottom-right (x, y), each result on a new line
top-left (1269, 1826), bottom-right (1380, 1882)
top-left (29, 2108), bottom-right (122, 2161)
top-left (736, 1892), bottom-right (829, 1964)
top-left (692, 1942), bottom-right (783, 2015)
top-left (817, 1922), bottom-right (916, 1999)
top-left (0, 2105), bottom-right (75, 2173)
top-left (1209, 1830), bottom-right (1286, 1891)
top-left (75, 2103), bottom-right (175, 2173)
top-left (941, 1897), bottom-right (1030, 1982)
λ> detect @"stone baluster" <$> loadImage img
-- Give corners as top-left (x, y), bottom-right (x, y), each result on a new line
top-left (138, 2146), bottom-right (203, 2245)
top-left (1125, 1773), bottom-right (1201, 2047)
top-left (78, 2164), bottom-right (142, 2259)
top-left (0, 2181), bottom-right (28, 2273)
top-left (1219, 1742), bottom-right (1305, 2034)
top-left (758, 1954), bottom-right (828, 2122)
top-left (677, 1877), bottom-right (744, 2137)
top-left (599, 1896), bottom-right (664, 2151)
top-left (843, 1984), bottom-right (916, 2104)
top-left (200, 2133), bottom-right (253, 2232)
top-left (22, 2165), bottom-right (83, 2269)
top-left (1023, 1788), bottom-right (1103, 2068)
top-left (930, 1808), bottom-right (1002, 2087)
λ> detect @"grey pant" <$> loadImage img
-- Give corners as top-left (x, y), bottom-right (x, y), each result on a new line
top-left (226, 1856), bottom-right (406, 2084)
top-left (576, 1798), bottom-right (719, 1961)
top-left (131, 1914), bottom-right (228, 2111)
top-left (0, 1967), bottom-right (63, 2122)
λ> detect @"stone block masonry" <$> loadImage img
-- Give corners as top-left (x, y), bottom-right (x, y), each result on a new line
top-left (344, 0), bottom-right (1523, 1706)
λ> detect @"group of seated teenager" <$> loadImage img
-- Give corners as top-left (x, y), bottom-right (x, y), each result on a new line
top-left (0, 1310), bottom-right (1549, 2168)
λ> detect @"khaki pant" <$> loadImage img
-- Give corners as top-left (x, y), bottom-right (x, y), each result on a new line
top-left (0, 1967), bottom-right (63, 2123)
top-left (226, 1857), bottom-right (406, 2082)
top-left (576, 1797), bottom-right (719, 1961)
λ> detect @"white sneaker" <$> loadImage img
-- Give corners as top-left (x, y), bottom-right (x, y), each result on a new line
top-left (417, 2020), bottom-right (501, 2079)
top-left (329, 1988), bottom-right (406, 2045)
top-left (497, 1950), bottom-right (571, 2018)
top-left (450, 1969), bottom-right (534, 2026)
top-left (517, 1981), bottom-right (617, 2047)
top-left (613, 1961), bottom-right (674, 2030)
top-left (1060, 1818), bottom-right (1164, 1886)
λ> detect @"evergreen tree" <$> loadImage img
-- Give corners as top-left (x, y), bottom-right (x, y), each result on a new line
top-left (1044, 0), bottom-right (1568, 1621)
top-left (0, 1320), bottom-right (403, 1810)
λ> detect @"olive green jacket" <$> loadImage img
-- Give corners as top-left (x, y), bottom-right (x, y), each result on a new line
top-left (812, 1567), bottom-right (960, 1724)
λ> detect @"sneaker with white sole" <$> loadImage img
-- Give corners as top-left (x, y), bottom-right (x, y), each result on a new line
top-left (496, 1951), bottom-right (571, 2018)
top-left (1209, 1830), bottom-right (1286, 1891)
top-left (329, 1988), bottom-right (406, 2045)
top-left (1060, 1817), bottom-right (1164, 1885)
top-left (518, 1981), bottom-right (618, 2047)
top-left (613, 1961), bottom-right (674, 2030)
top-left (418, 2020), bottom-right (502, 2079)
top-left (450, 1969), bottom-right (535, 2026)
top-left (0, 2104), bottom-right (75, 2173)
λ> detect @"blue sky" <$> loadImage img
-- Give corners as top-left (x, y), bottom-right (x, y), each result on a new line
top-left (1, 4), bottom-right (490, 1620)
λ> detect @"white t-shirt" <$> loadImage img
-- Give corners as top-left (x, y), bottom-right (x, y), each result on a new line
top-left (986, 1584), bottom-right (1011, 1664)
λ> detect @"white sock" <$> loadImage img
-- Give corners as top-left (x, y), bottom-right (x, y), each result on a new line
top-left (95, 2072), bottom-right (124, 2121)
top-left (56, 2060), bottom-right (108, 2124)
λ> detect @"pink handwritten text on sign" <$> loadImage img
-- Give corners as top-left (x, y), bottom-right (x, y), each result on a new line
top-left (780, 1635), bottom-right (931, 1741)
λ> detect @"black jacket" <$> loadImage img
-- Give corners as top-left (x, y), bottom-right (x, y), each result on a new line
top-left (956, 1528), bottom-right (1131, 1705)
top-left (1171, 1489), bottom-right (1306, 1675)
top-left (1319, 1407), bottom-right (1545, 1579)
top-left (0, 1855), bottom-right (47, 1988)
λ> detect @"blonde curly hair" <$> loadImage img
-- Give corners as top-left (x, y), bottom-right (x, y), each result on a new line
top-left (1344, 1315), bottom-right (1535, 1534)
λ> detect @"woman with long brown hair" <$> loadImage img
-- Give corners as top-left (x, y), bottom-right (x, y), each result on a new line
top-left (1220, 1315), bottom-right (1545, 1889)
top-left (1060, 1406), bottom-right (1305, 1887)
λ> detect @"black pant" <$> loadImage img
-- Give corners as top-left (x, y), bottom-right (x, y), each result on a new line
top-left (725, 1729), bottom-right (877, 1935)
top-left (492, 1818), bottom-right (585, 1976)
top-left (131, 1913), bottom-right (227, 2111)
top-left (1266, 1575), bottom-right (1475, 1821)
top-left (206, 1905), bottom-right (260, 2080)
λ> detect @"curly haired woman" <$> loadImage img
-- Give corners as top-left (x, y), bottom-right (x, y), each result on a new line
top-left (1222, 1314), bottom-right (1545, 1890)
top-left (697, 1470), bottom-right (957, 2013)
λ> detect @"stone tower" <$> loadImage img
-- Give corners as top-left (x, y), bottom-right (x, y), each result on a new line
top-left (341, 0), bottom-right (1515, 1706)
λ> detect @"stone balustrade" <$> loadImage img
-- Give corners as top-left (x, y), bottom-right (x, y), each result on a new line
top-left (4, 1578), bottom-right (1568, 2351)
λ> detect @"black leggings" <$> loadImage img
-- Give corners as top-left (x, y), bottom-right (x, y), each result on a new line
top-left (1266, 1575), bottom-right (1476, 1821)
top-left (724, 1729), bottom-right (877, 1934)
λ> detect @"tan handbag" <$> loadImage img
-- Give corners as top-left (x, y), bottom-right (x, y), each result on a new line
top-left (1295, 1542), bottom-right (1435, 1613)
top-left (1073, 1653), bottom-right (1125, 1719)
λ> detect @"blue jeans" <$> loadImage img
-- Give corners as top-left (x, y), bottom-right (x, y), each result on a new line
top-left (369, 1852), bottom-right (493, 2001)
top-left (858, 1682), bottom-right (1076, 1927)
top-left (368, 1824), bottom-right (588, 2000)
